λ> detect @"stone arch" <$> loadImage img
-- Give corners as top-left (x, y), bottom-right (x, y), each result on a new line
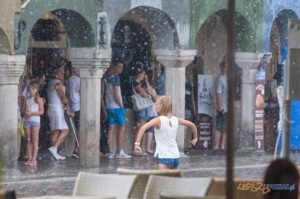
top-left (117, 6), bottom-right (179, 50)
top-left (0, 27), bottom-right (11, 54)
top-left (195, 9), bottom-right (255, 78)
top-left (111, 6), bottom-right (179, 108)
top-left (50, 9), bottom-right (95, 48)
top-left (269, 9), bottom-right (297, 68)
top-left (17, 3), bottom-right (97, 54)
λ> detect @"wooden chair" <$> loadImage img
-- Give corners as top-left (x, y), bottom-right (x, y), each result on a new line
top-left (143, 175), bottom-right (212, 199)
top-left (117, 168), bottom-right (181, 199)
top-left (206, 178), bottom-right (264, 199)
top-left (160, 195), bottom-right (224, 199)
top-left (73, 172), bottom-right (137, 199)
top-left (20, 197), bottom-right (115, 199)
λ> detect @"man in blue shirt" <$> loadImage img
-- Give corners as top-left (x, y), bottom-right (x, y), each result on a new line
top-left (105, 60), bottom-right (131, 159)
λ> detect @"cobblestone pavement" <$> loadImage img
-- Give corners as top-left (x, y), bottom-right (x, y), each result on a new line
top-left (1, 150), bottom-right (299, 198)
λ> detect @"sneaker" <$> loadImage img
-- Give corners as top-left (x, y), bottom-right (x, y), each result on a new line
top-left (72, 152), bottom-right (79, 159)
top-left (107, 151), bottom-right (115, 159)
top-left (48, 146), bottom-right (60, 160)
top-left (115, 150), bottom-right (131, 159)
top-left (24, 160), bottom-right (31, 165)
top-left (56, 153), bottom-right (66, 160)
top-left (29, 160), bottom-right (37, 166)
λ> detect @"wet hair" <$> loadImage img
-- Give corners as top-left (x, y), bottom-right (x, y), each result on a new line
top-left (220, 61), bottom-right (226, 71)
top-left (220, 53), bottom-right (228, 71)
top-left (28, 82), bottom-right (40, 103)
top-left (263, 158), bottom-right (299, 199)
top-left (66, 61), bottom-right (73, 73)
top-left (31, 72), bottom-right (45, 80)
top-left (157, 95), bottom-right (172, 116)
top-left (134, 63), bottom-right (145, 77)
top-left (51, 66), bottom-right (63, 78)
top-left (135, 68), bottom-right (145, 75)
top-left (112, 59), bottom-right (125, 67)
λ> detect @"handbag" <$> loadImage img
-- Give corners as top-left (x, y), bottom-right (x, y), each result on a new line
top-left (131, 87), bottom-right (153, 112)
top-left (19, 117), bottom-right (25, 137)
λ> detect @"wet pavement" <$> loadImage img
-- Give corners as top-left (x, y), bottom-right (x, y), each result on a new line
top-left (1, 149), bottom-right (300, 198)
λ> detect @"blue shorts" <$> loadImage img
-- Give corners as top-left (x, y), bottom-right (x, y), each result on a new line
top-left (107, 108), bottom-right (126, 126)
top-left (134, 110), bottom-right (148, 121)
top-left (24, 121), bottom-right (40, 129)
top-left (157, 158), bottom-right (180, 168)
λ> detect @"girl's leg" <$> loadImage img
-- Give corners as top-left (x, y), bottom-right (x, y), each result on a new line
top-left (141, 134), bottom-right (147, 152)
top-left (146, 132), bottom-right (154, 153)
top-left (31, 126), bottom-right (40, 161)
top-left (157, 163), bottom-right (170, 170)
top-left (25, 128), bottom-right (33, 161)
top-left (134, 121), bottom-right (146, 151)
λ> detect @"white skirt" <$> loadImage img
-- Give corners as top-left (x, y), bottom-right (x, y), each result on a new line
top-left (47, 108), bottom-right (68, 131)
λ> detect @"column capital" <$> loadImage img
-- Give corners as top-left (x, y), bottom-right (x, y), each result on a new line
top-left (235, 52), bottom-right (268, 70)
top-left (153, 49), bottom-right (196, 68)
top-left (0, 54), bottom-right (25, 85)
top-left (69, 48), bottom-right (111, 79)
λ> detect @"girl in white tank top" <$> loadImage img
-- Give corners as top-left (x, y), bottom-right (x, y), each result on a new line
top-left (21, 82), bottom-right (44, 166)
top-left (134, 95), bottom-right (198, 170)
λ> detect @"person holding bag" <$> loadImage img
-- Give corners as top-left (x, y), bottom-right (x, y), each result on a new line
top-left (132, 67), bottom-right (155, 155)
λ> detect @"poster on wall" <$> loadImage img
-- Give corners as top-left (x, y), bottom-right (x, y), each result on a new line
top-left (254, 71), bottom-right (265, 151)
top-left (197, 75), bottom-right (214, 116)
top-left (196, 75), bottom-right (214, 150)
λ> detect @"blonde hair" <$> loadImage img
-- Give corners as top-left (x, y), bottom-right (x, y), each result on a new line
top-left (157, 95), bottom-right (172, 116)
top-left (29, 82), bottom-right (40, 103)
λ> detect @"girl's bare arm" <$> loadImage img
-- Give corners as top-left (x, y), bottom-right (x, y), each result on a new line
top-left (135, 117), bottom-right (160, 152)
top-left (135, 84), bottom-right (150, 98)
top-left (178, 118), bottom-right (198, 146)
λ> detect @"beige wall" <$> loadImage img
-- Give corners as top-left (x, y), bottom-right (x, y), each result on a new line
top-left (0, 0), bottom-right (20, 54)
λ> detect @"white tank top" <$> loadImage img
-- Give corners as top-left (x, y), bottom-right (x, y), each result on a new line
top-left (154, 116), bottom-right (180, 158)
top-left (25, 96), bottom-right (40, 122)
top-left (47, 79), bottom-right (64, 112)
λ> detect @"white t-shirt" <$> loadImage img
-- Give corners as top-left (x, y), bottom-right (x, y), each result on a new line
top-left (215, 75), bottom-right (228, 113)
top-left (154, 116), bottom-right (180, 158)
top-left (24, 96), bottom-right (40, 123)
top-left (66, 75), bottom-right (80, 112)
top-left (105, 73), bottom-right (123, 109)
top-left (47, 79), bottom-right (64, 113)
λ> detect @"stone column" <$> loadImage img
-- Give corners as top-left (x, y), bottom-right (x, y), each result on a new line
top-left (69, 48), bottom-right (110, 167)
top-left (154, 49), bottom-right (196, 151)
top-left (0, 54), bottom-right (25, 167)
top-left (235, 52), bottom-right (265, 150)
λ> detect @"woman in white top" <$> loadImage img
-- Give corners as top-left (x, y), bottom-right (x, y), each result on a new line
top-left (134, 95), bottom-right (198, 170)
top-left (47, 66), bottom-right (74, 161)
top-left (21, 82), bottom-right (44, 166)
